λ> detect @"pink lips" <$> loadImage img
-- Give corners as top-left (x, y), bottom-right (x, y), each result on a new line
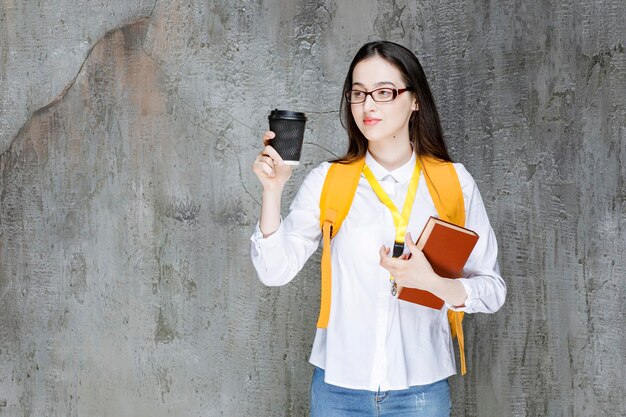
top-left (363, 118), bottom-right (381, 126)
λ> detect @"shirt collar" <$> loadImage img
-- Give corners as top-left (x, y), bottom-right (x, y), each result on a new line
top-left (364, 150), bottom-right (417, 184)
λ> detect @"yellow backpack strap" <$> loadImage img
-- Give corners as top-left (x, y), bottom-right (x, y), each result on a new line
top-left (420, 156), bottom-right (465, 225)
top-left (317, 158), bottom-right (365, 328)
top-left (421, 156), bottom-right (468, 375)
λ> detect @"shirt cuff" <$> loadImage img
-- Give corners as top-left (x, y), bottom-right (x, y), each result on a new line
top-left (250, 218), bottom-right (284, 251)
top-left (445, 278), bottom-right (479, 312)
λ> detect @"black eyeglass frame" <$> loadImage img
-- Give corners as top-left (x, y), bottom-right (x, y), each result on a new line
top-left (344, 87), bottom-right (412, 104)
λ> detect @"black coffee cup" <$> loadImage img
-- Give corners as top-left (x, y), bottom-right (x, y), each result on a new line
top-left (268, 109), bottom-right (307, 165)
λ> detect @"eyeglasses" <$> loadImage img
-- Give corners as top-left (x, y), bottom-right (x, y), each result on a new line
top-left (345, 87), bottom-right (412, 104)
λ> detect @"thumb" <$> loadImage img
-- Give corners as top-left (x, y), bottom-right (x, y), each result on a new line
top-left (405, 232), bottom-right (419, 254)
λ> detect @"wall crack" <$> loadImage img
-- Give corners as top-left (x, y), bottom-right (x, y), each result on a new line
top-left (0, 11), bottom-right (157, 160)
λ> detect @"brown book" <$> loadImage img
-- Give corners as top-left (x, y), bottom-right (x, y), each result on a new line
top-left (396, 216), bottom-right (479, 309)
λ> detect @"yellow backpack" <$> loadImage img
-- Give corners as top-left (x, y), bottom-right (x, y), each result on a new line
top-left (317, 155), bottom-right (468, 375)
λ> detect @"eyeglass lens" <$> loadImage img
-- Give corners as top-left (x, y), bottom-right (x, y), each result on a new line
top-left (347, 88), bottom-right (397, 103)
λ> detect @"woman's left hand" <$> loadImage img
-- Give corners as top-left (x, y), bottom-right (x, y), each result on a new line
top-left (378, 232), bottom-right (439, 292)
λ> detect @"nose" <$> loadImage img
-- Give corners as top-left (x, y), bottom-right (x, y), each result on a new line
top-left (363, 93), bottom-right (377, 112)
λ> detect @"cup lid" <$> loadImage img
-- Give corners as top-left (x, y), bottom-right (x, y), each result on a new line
top-left (268, 109), bottom-right (307, 121)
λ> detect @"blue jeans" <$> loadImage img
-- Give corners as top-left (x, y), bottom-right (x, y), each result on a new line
top-left (310, 367), bottom-right (451, 417)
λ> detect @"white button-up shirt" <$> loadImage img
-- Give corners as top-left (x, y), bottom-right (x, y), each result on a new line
top-left (250, 151), bottom-right (506, 391)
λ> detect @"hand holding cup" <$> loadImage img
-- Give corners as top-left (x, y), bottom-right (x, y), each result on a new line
top-left (253, 109), bottom-right (307, 192)
top-left (267, 109), bottom-right (307, 165)
top-left (252, 131), bottom-right (293, 191)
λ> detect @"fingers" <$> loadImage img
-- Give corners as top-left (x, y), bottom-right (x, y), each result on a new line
top-left (405, 232), bottom-right (420, 255)
top-left (380, 243), bottom-right (415, 274)
top-left (253, 142), bottom-right (286, 179)
top-left (259, 131), bottom-right (283, 165)
top-left (405, 232), bottom-right (414, 246)
top-left (262, 131), bottom-right (276, 147)
top-left (255, 154), bottom-right (276, 178)
top-left (379, 245), bottom-right (388, 259)
top-left (256, 155), bottom-right (274, 166)
top-left (379, 245), bottom-right (399, 273)
top-left (261, 145), bottom-right (284, 165)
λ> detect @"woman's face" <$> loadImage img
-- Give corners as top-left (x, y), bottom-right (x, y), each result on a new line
top-left (350, 56), bottom-right (418, 146)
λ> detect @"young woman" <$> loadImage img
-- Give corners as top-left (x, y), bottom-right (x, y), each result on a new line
top-left (251, 41), bottom-right (506, 417)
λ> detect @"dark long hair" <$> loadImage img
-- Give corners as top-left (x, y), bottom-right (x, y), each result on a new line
top-left (332, 41), bottom-right (452, 164)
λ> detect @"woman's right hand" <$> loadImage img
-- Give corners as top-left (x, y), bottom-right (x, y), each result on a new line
top-left (252, 131), bottom-right (293, 192)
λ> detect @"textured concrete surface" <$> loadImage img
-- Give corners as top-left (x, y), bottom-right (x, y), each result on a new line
top-left (0, 0), bottom-right (624, 416)
top-left (0, 0), bottom-right (157, 154)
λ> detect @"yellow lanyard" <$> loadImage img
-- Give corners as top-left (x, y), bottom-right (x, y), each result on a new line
top-left (363, 158), bottom-right (421, 292)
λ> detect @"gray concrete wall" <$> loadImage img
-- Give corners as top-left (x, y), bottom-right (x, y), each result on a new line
top-left (0, 0), bottom-right (624, 416)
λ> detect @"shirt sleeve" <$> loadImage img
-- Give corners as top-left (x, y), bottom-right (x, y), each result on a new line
top-left (446, 163), bottom-right (507, 314)
top-left (249, 162), bottom-right (329, 286)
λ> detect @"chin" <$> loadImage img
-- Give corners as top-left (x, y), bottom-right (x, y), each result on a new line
top-left (357, 127), bottom-right (382, 142)
top-left (359, 131), bottom-right (380, 142)
top-left (363, 132), bottom-right (396, 144)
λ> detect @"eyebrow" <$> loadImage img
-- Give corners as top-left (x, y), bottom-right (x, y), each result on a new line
top-left (352, 81), bottom-right (397, 88)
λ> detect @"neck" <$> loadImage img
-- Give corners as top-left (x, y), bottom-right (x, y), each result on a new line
top-left (368, 139), bottom-right (413, 171)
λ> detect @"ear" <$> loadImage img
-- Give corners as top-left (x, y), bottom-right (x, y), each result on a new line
top-left (412, 99), bottom-right (419, 112)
